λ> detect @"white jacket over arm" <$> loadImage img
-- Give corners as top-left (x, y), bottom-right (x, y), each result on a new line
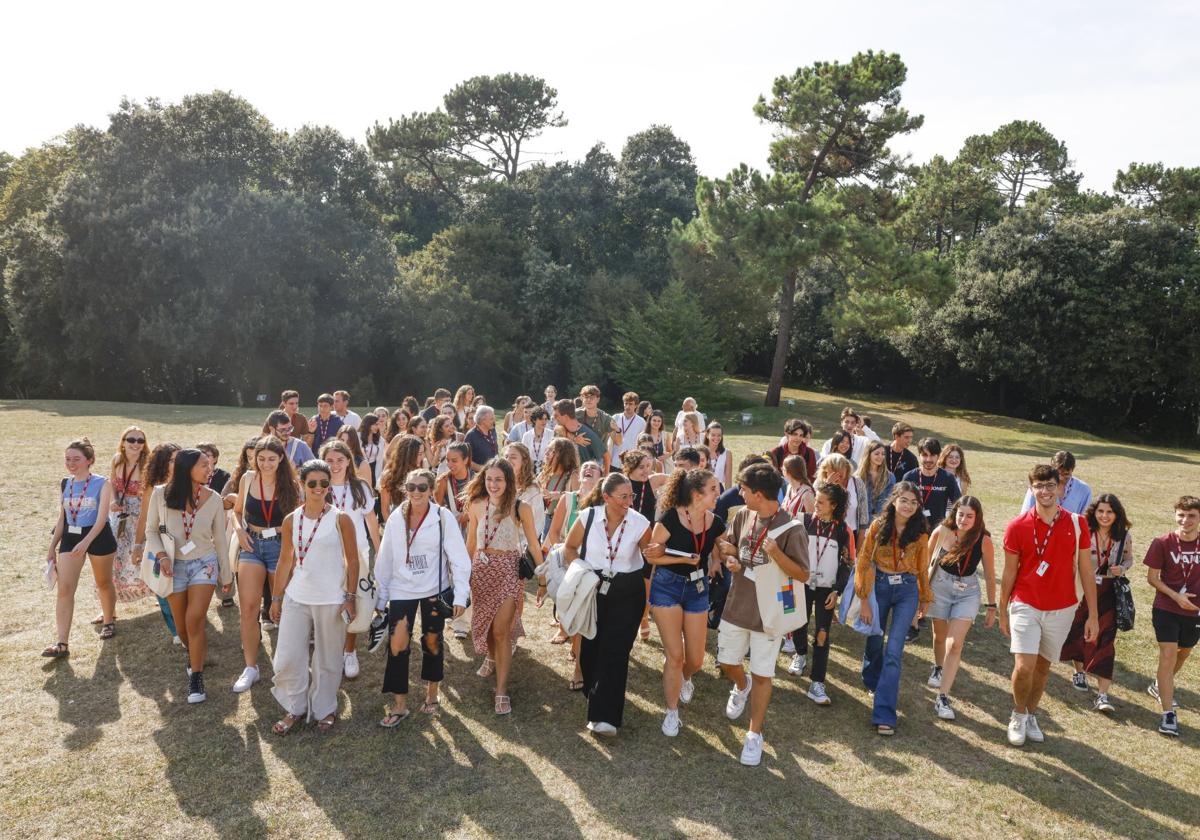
top-left (375, 503), bottom-right (471, 609)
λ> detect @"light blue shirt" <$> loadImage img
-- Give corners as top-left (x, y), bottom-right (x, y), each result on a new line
top-left (1020, 477), bottom-right (1092, 515)
top-left (285, 437), bottom-right (315, 467)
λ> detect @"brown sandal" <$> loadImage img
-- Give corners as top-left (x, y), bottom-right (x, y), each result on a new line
top-left (41, 642), bottom-right (69, 659)
top-left (272, 713), bottom-right (304, 735)
top-left (316, 714), bottom-right (336, 733)
top-left (568, 679), bottom-right (585, 692)
top-left (99, 622), bottom-right (116, 640)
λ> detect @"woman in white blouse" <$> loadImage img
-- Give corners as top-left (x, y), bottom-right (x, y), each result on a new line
top-left (374, 468), bottom-right (471, 726)
top-left (561, 472), bottom-right (653, 736)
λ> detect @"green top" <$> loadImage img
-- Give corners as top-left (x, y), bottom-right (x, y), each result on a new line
top-left (571, 421), bottom-right (606, 465)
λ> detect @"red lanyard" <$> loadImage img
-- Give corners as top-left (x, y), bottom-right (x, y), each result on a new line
top-left (604, 514), bottom-right (630, 569)
top-left (892, 531), bottom-right (900, 566)
top-left (332, 482), bottom-right (351, 511)
top-left (749, 515), bottom-right (770, 561)
top-left (183, 490), bottom-right (202, 542)
top-left (258, 474), bottom-right (277, 526)
top-left (296, 506), bottom-right (328, 566)
top-left (1032, 509), bottom-right (1061, 560)
top-left (316, 416), bottom-right (330, 441)
top-left (1095, 533), bottom-right (1113, 570)
top-left (65, 476), bottom-right (92, 525)
top-left (814, 518), bottom-right (838, 563)
top-left (683, 509), bottom-right (707, 558)
top-left (117, 464), bottom-right (135, 504)
top-left (482, 500), bottom-right (502, 550)
top-left (953, 533), bottom-right (978, 577)
top-left (918, 472), bottom-right (936, 506)
top-left (405, 504), bottom-right (431, 565)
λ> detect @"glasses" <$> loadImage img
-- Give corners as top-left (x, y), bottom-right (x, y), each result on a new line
top-left (1031, 482), bottom-right (1058, 491)
top-left (405, 483), bottom-right (430, 493)
top-left (124, 437), bottom-right (146, 444)
top-left (277, 425), bottom-right (293, 434)
top-left (306, 479), bottom-right (331, 489)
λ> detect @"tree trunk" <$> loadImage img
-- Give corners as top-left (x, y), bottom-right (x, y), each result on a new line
top-left (764, 269), bottom-right (798, 407)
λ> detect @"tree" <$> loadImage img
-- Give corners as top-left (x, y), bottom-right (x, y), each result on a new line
top-left (699, 51), bottom-right (923, 406)
top-left (612, 278), bottom-right (729, 407)
top-left (959, 120), bottom-right (1077, 215)
top-left (896, 154), bottom-right (1000, 257)
top-left (1113, 161), bottom-right (1200, 228)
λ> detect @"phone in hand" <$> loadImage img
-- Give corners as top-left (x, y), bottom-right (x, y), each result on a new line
top-left (340, 606), bottom-right (352, 625)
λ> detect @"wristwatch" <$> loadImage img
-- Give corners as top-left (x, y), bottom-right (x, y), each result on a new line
top-left (343, 591), bottom-right (356, 602)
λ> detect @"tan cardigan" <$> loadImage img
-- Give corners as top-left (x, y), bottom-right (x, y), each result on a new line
top-left (144, 485), bottom-right (232, 586)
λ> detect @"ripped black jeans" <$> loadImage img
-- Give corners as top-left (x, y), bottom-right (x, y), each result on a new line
top-left (381, 596), bottom-right (448, 695)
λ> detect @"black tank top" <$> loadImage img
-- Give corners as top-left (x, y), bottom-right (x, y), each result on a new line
top-left (245, 492), bottom-right (284, 528)
top-left (934, 531), bottom-right (986, 577)
top-left (659, 507), bottom-right (726, 576)
top-left (630, 479), bottom-right (657, 523)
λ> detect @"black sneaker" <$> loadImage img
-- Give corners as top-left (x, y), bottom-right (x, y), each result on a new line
top-left (188, 672), bottom-right (207, 704)
top-left (366, 607), bottom-right (389, 654)
top-left (906, 625), bottom-right (920, 643)
top-left (1159, 711), bottom-right (1179, 737)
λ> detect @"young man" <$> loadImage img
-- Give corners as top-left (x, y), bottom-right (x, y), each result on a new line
top-left (1143, 495), bottom-right (1200, 737)
top-left (1020, 451), bottom-right (1092, 515)
top-left (859, 415), bottom-right (882, 443)
top-left (886, 422), bottom-right (918, 481)
top-left (609, 391), bottom-right (646, 468)
top-left (263, 390), bottom-right (310, 445)
top-left (521, 407), bottom-right (555, 474)
top-left (716, 462), bottom-right (811, 766)
top-left (555, 399), bottom-right (605, 467)
top-left (308, 394), bottom-right (344, 453)
top-left (435, 442), bottom-right (476, 639)
top-left (769, 419), bottom-right (818, 481)
top-left (711, 455), bottom-right (771, 628)
top-left (464, 405), bottom-right (499, 471)
top-left (576, 385), bottom-right (618, 471)
top-left (901, 438), bottom-right (962, 525)
top-left (267, 410), bottom-right (315, 467)
top-left (1000, 464), bottom-right (1098, 747)
top-left (819, 408), bottom-right (868, 464)
top-left (332, 390), bottom-right (361, 430)
top-left (422, 388), bottom-right (452, 422)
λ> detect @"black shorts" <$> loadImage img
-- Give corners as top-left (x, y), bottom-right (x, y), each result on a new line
top-left (1152, 606), bottom-right (1200, 649)
top-left (60, 523), bottom-right (118, 556)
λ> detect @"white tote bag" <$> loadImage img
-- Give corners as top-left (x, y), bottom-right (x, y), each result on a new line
top-left (753, 519), bottom-right (808, 639)
top-left (139, 489), bottom-right (174, 599)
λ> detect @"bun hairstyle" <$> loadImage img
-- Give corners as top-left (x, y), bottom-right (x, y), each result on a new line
top-left (659, 468), bottom-right (716, 513)
top-left (581, 471), bottom-right (631, 509)
top-left (814, 480), bottom-right (848, 521)
top-left (67, 437), bottom-right (96, 463)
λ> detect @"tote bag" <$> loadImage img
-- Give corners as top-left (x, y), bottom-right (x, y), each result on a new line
top-left (753, 519), bottom-right (807, 639)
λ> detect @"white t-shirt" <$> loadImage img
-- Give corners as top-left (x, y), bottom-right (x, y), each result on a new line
top-left (610, 412), bottom-right (646, 462)
top-left (674, 409), bottom-right (706, 432)
top-left (820, 434), bottom-right (867, 464)
top-left (577, 508), bottom-right (649, 575)
top-left (522, 427), bottom-right (556, 472)
top-left (329, 478), bottom-right (373, 557)
top-left (338, 410), bottom-right (362, 430)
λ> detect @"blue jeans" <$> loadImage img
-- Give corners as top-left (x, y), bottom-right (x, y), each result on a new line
top-left (861, 569), bottom-right (920, 727)
top-left (648, 567), bottom-right (710, 614)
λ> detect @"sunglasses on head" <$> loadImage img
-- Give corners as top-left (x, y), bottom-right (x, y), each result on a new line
top-left (405, 482), bottom-right (430, 493)
top-left (306, 479), bottom-right (330, 489)
top-left (124, 437), bottom-right (146, 444)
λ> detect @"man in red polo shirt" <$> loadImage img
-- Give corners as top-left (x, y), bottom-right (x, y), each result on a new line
top-left (1000, 464), bottom-right (1098, 747)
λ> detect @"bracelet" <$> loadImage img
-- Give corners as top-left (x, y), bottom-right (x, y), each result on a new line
top-left (986, 603), bottom-right (997, 608)
top-left (343, 592), bottom-right (355, 602)
top-left (270, 595), bottom-right (282, 603)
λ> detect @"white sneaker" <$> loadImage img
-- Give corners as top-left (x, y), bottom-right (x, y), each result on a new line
top-left (587, 721), bottom-right (617, 737)
top-left (1094, 693), bottom-right (1115, 713)
top-left (172, 635), bottom-right (182, 646)
top-left (787, 654), bottom-right (806, 676)
top-left (679, 678), bottom-right (695, 704)
top-left (343, 651), bottom-right (360, 679)
top-left (1007, 711), bottom-right (1027, 746)
top-left (927, 665), bottom-right (943, 688)
top-left (807, 681), bottom-right (831, 705)
top-left (781, 636), bottom-right (796, 655)
top-left (1025, 713), bottom-right (1044, 743)
top-left (1148, 680), bottom-right (1180, 708)
top-left (662, 709), bottom-right (681, 737)
top-left (187, 672), bottom-right (206, 704)
top-left (725, 682), bottom-right (752, 720)
top-left (934, 693), bottom-right (956, 720)
top-left (232, 666), bottom-right (259, 693)
top-left (740, 731), bottom-right (764, 766)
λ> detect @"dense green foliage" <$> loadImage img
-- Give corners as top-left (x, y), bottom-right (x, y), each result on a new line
top-left (2, 59), bottom-right (1199, 439)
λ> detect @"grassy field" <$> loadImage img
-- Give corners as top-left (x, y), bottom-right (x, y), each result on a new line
top-left (2, 381), bottom-right (1199, 840)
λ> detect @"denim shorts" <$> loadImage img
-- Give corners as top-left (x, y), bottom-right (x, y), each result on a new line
top-left (239, 532), bottom-right (282, 573)
top-left (171, 553), bottom-right (219, 593)
top-left (927, 567), bottom-right (981, 622)
top-left (649, 567), bottom-right (710, 614)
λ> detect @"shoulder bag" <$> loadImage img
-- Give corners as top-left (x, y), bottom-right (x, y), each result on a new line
top-left (1112, 534), bottom-right (1136, 632)
top-left (335, 511), bottom-right (377, 634)
top-left (516, 499), bottom-right (537, 579)
top-left (139, 487), bottom-right (174, 599)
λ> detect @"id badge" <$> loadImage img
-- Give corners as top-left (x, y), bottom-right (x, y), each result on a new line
top-left (744, 566), bottom-right (757, 581)
top-left (923, 510), bottom-right (931, 518)
top-left (1095, 575), bottom-right (1103, 585)
top-left (954, 580), bottom-right (968, 592)
top-left (180, 540), bottom-right (196, 555)
top-left (888, 574), bottom-right (902, 585)
top-left (1035, 560), bottom-right (1050, 577)
top-left (260, 528), bottom-right (277, 538)
top-left (694, 580), bottom-right (705, 594)
top-left (599, 579), bottom-right (611, 595)
top-left (68, 525), bottom-right (83, 535)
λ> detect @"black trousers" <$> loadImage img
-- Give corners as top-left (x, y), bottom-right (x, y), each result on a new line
top-left (795, 585), bottom-right (837, 682)
top-left (382, 596), bottom-right (449, 695)
top-left (580, 570), bottom-right (646, 727)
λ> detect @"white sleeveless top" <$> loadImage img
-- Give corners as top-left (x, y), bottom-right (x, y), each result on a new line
top-left (578, 507), bottom-right (649, 575)
top-left (286, 506), bottom-right (346, 606)
top-left (330, 479), bottom-right (373, 559)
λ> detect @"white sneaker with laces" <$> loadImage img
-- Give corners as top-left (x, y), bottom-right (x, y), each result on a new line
top-left (725, 681), bottom-right (752, 720)
top-left (679, 678), bottom-right (695, 704)
top-left (787, 654), bottom-right (806, 676)
top-left (172, 635), bottom-right (182, 646)
top-left (934, 693), bottom-right (955, 720)
top-left (587, 721), bottom-right (617, 736)
top-left (781, 637), bottom-right (796, 655)
top-left (232, 666), bottom-right (259, 693)
top-left (806, 681), bottom-right (831, 705)
top-left (1071, 671), bottom-right (1089, 692)
top-left (1094, 693), bottom-right (1115, 713)
top-left (927, 665), bottom-right (943, 688)
top-left (343, 651), bottom-right (360, 679)
top-left (1148, 680), bottom-right (1180, 708)
top-left (1025, 713), bottom-right (1045, 742)
top-left (662, 709), bottom-right (681, 737)
top-left (1007, 711), bottom-right (1027, 746)
top-left (740, 731), bottom-right (764, 766)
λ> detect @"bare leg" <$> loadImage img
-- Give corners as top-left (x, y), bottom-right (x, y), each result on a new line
top-left (652, 605), bottom-right (685, 709)
top-left (237, 563), bottom-right (268, 667)
top-left (89, 553), bottom-right (117, 623)
top-left (747, 674), bottom-right (773, 734)
top-left (932, 619), bottom-right (948, 668)
top-left (54, 552), bottom-right (87, 644)
top-left (939, 618), bottom-right (973, 696)
top-left (491, 598), bottom-right (517, 697)
top-left (184, 585), bottom-right (215, 672)
top-left (1011, 652), bottom-right (1039, 712)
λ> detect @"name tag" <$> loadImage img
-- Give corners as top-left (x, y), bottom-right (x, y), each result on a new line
top-left (68, 526), bottom-right (83, 535)
top-left (1035, 560), bottom-right (1050, 577)
top-left (599, 579), bottom-right (611, 595)
top-left (260, 528), bottom-right (277, 538)
top-left (687, 569), bottom-right (706, 582)
top-left (408, 554), bottom-right (429, 572)
top-left (1095, 575), bottom-right (1103, 585)
top-left (695, 579), bottom-right (706, 593)
top-left (180, 540), bottom-right (196, 555)
top-left (888, 574), bottom-right (903, 585)
top-left (743, 566), bottom-right (757, 581)
top-left (923, 510), bottom-right (931, 517)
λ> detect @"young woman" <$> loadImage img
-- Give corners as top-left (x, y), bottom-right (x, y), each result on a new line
top-left (857, 440), bottom-right (896, 520)
top-left (335, 425), bottom-right (373, 485)
top-left (464, 458), bottom-right (545, 714)
top-left (704, 421), bottom-right (733, 489)
top-left (1061, 494), bottom-right (1133, 712)
top-left (231, 436), bottom-right (300, 693)
top-left (537, 437), bottom-right (580, 525)
top-left (645, 468), bottom-right (724, 736)
top-left (134, 443), bottom-right (183, 642)
top-left (822, 431), bottom-right (857, 469)
top-left (429, 416), bottom-right (457, 476)
top-left (816, 454), bottom-right (870, 544)
top-left (109, 426), bottom-right (150, 608)
top-left (375, 468), bottom-right (472, 726)
top-left (855, 482), bottom-right (932, 735)
top-left (452, 385), bottom-right (475, 430)
top-left (621, 449), bottom-right (669, 641)
top-left (782, 454), bottom-right (815, 517)
top-left (926, 496), bottom-right (997, 720)
top-left (938, 444), bottom-right (972, 493)
top-left (401, 396), bottom-right (421, 419)
top-left (145, 449), bottom-right (230, 703)
top-left (406, 415), bottom-right (435, 469)
top-left (384, 409), bottom-right (410, 443)
top-left (646, 410), bottom-right (672, 460)
top-left (42, 439), bottom-right (119, 657)
top-left (675, 412), bottom-right (704, 449)
top-left (562, 473), bottom-right (653, 736)
top-left (268, 460), bottom-right (361, 734)
top-left (503, 443), bottom-right (546, 539)
top-left (321, 439), bottom-right (382, 680)
top-left (379, 434), bottom-right (425, 519)
top-left (793, 482), bottom-right (856, 704)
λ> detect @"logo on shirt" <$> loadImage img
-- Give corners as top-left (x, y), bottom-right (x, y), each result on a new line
top-left (1169, 550), bottom-right (1200, 567)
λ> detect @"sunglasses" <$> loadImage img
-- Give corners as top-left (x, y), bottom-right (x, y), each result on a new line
top-left (124, 437), bottom-right (146, 444)
top-left (405, 483), bottom-right (431, 493)
top-left (306, 479), bottom-right (331, 489)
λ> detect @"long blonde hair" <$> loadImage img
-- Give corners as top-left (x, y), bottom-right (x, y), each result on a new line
top-left (111, 425), bottom-right (149, 474)
top-left (816, 454), bottom-right (852, 487)
top-left (856, 440), bottom-right (889, 504)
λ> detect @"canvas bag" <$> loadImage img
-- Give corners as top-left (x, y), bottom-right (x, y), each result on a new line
top-left (139, 487), bottom-right (174, 599)
top-left (752, 518), bottom-right (808, 639)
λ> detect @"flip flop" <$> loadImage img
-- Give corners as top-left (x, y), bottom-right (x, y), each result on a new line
top-left (379, 708), bottom-right (411, 728)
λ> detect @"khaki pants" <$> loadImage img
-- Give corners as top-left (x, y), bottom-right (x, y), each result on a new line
top-left (271, 596), bottom-right (344, 721)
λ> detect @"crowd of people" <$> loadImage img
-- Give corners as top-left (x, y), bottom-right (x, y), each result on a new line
top-left (41, 386), bottom-right (1200, 764)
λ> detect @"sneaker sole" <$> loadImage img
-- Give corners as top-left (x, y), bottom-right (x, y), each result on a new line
top-left (739, 756), bottom-right (762, 766)
top-left (1158, 728), bottom-right (1179, 737)
top-left (188, 695), bottom-right (207, 704)
top-left (808, 696), bottom-right (831, 706)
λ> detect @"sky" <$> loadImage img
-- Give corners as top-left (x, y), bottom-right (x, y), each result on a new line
top-left (4, 1), bottom-right (1198, 190)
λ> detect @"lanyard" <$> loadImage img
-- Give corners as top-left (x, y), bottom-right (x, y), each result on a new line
top-left (749, 514), bottom-right (770, 562)
top-left (258, 474), bottom-right (277, 526)
top-left (1032, 509), bottom-right (1062, 560)
top-left (117, 464), bottom-right (136, 504)
top-left (332, 482), bottom-right (351, 511)
top-left (316, 416), bottom-right (331, 442)
top-left (814, 518), bottom-right (838, 563)
top-left (951, 532), bottom-right (977, 578)
top-left (451, 472), bottom-right (471, 500)
top-left (182, 490), bottom-right (202, 542)
top-left (633, 481), bottom-right (647, 515)
top-left (482, 500), bottom-right (502, 550)
top-left (604, 514), bottom-right (630, 571)
top-left (619, 414), bottom-right (636, 436)
top-left (296, 506), bottom-right (328, 566)
top-left (405, 504), bottom-right (431, 565)
top-left (65, 476), bottom-right (92, 525)
top-left (1095, 532), bottom-right (1113, 570)
top-left (918, 472), bottom-right (936, 506)
top-left (532, 432), bottom-right (544, 465)
top-left (683, 508), bottom-right (707, 558)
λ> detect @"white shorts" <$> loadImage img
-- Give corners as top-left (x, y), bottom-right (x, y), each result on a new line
top-left (1008, 601), bottom-right (1077, 660)
top-left (716, 620), bottom-right (783, 678)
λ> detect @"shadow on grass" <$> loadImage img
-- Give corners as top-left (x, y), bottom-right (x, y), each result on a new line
top-left (43, 637), bottom-right (121, 751)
